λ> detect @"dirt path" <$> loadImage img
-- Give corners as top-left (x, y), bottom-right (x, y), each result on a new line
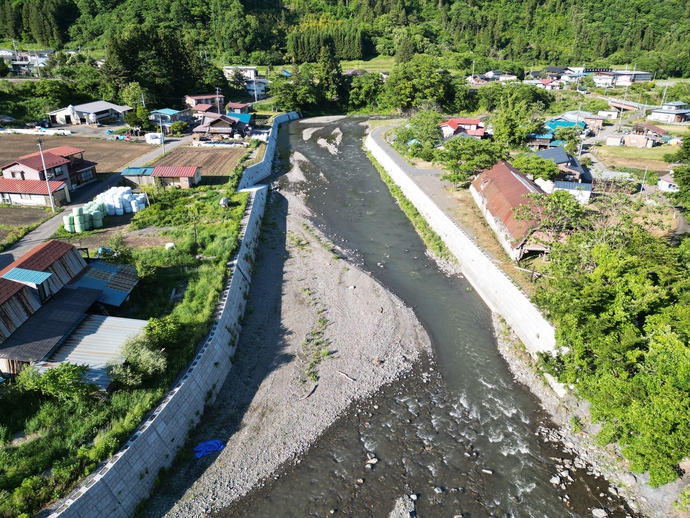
top-left (144, 179), bottom-right (431, 517)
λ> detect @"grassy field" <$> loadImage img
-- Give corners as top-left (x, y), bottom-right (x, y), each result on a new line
top-left (593, 144), bottom-right (672, 172)
top-left (151, 145), bottom-right (247, 176)
top-left (0, 135), bottom-right (150, 172)
top-left (647, 123), bottom-right (690, 136)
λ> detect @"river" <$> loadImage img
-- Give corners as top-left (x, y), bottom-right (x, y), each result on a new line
top-left (218, 118), bottom-right (632, 517)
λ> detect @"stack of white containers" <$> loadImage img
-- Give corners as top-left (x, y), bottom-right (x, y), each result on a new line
top-left (95, 187), bottom-right (147, 216)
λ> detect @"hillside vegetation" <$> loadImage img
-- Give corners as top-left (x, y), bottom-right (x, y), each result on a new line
top-left (2, 0), bottom-right (690, 77)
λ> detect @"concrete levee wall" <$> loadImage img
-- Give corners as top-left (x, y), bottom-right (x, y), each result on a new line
top-left (238, 111), bottom-right (300, 190)
top-left (365, 134), bottom-right (556, 357)
top-left (50, 185), bottom-right (268, 518)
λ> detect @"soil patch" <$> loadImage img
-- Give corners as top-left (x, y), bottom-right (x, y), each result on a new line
top-left (55, 213), bottom-right (169, 251)
top-left (0, 135), bottom-right (150, 173)
top-left (0, 207), bottom-right (51, 227)
top-left (152, 146), bottom-right (246, 177)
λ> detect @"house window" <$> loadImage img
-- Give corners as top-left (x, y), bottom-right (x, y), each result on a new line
top-left (11, 171), bottom-right (23, 180)
top-left (81, 168), bottom-right (94, 182)
top-left (53, 166), bottom-right (63, 177)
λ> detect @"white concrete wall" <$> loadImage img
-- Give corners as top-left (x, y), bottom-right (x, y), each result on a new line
top-left (50, 185), bottom-right (268, 518)
top-left (365, 134), bottom-right (556, 358)
top-left (237, 111), bottom-right (300, 190)
top-left (469, 184), bottom-right (522, 262)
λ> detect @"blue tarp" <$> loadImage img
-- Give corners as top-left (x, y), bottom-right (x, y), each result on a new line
top-left (194, 440), bottom-right (225, 458)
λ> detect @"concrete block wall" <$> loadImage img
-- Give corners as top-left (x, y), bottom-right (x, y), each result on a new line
top-left (365, 135), bottom-right (556, 358)
top-left (238, 111), bottom-right (300, 190)
top-left (50, 185), bottom-right (268, 518)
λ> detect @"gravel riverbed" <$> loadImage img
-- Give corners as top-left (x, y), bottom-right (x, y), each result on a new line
top-left (144, 180), bottom-right (431, 517)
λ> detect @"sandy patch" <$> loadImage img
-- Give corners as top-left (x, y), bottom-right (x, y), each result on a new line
top-left (301, 127), bottom-right (322, 141)
top-left (286, 152), bottom-right (309, 183)
top-left (331, 127), bottom-right (343, 146)
top-left (299, 116), bottom-right (347, 124)
top-left (316, 137), bottom-right (339, 155)
top-left (147, 184), bottom-right (430, 517)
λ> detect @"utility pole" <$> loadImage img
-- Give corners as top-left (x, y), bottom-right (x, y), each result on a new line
top-left (216, 86), bottom-right (221, 114)
top-left (157, 116), bottom-right (166, 154)
top-left (37, 138), bottom-right (55, 213)
top-left (640, 167), bottom-right (648, 193)
top-left (141, 92), bottom-right (146, 108)
top-left (662, 85), bottom-right (668, 106)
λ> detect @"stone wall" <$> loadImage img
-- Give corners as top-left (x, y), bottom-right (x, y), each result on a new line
top-left (49, 185), bottom-right (268, 518)
top-left (237, 111), bottom-right (300, 190)
top-left (365, 133), bottom-right (556, 358)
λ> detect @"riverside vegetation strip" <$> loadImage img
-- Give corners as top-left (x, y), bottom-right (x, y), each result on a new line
top-left (0, 184), bottom-right (248, 517)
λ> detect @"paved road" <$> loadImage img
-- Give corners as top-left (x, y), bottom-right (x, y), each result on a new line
top-left (0, 135), bottom-right (193, 269)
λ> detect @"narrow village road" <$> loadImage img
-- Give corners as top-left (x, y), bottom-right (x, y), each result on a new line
top-left (0, 134), bottom-right (193, 268)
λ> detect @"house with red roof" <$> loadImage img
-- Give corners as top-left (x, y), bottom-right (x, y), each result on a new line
top-left (226, 101), bottom-right (250, 114)
top-left (1, 146), bottom-right (97, 206)
top-left (121, 165), bottom-right (201, 189)
top-left (440, 118), bottom-right (485, 140)
top-left (470, 161), bottom-right (548, 261)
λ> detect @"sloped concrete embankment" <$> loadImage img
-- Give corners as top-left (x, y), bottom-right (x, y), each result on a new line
top-left (48, 187), bottom-right (267, 518)
top-left (238, 111), bottom-right (300, 189)
top-left (364, 134), bottom-right (558, 363)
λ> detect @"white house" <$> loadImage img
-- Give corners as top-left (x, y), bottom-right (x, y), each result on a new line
top-left (657, 173), bottom-right (679, 192)
top-left (649, 101), bottom-right (690, 124)
top-left (0, 178), bottom-right (70, 207)
top-left (222, 66), bottom-right (259, 81)
top-left (246, 79), bottom-right (268, 99)
top-left (48, 101), bottom-right (132, 125)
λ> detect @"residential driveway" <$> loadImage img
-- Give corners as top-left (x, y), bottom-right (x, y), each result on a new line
top-left (0, 135), bottom-right (194, 268)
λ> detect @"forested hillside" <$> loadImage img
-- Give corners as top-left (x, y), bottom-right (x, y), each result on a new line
top-left (2, 0), bottom-right (690, 76)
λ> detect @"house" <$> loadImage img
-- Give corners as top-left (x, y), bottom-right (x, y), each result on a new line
top-left (606, 135), bottom-right (624, 146)
top-left (556, 111), bottom-right (605, 130)
top-left (623, 134), bottom-right (654, 148)
top-left (149, 108), bottom-right (193, 133)
top-left (192, 113), bottom-right (244, 136)
top-left (222, 66), bottom-right (259, 81)
top-left (0, 178), bottom-right (70, 207)
top-left (598, 110), bottom-right (618, 120)
top-left (539, 79), bottom-right (560, 90)
top-left (48, 101), bottom-right (132, 125)
top-left (535, 147), bottom-right (592, 204)
top-left (658, 173), bottom-right (679, 193)
top-left (190, 103), bottom-right (219, 120)
top-left (632, 123), bottom-right (667, 139)
top-left (3, 146), bottom-right (97, 191)
top-left (466, 75), bottom-right (488, 85)
top-left (649, 101), bottom-right (690, 124)
top-left (122, 166), bottom-right (201, 189)
top-left (245, 79), bottom-right (268, 99)
top-left (226, 102), bottom-right (250, 114)
top-left (184, 94), bottom-right (225, 110)
top-left (439, 118), bottom-right (485, 139)
top-left (0, 241), bottom-right (143, 383)
top-left (470, 161), bottom-right (548, 261)
top-left (525, 133), bottom-right (554, 151)
top-left (592, 75), bottom-right (615, 88)
top-left (544, 66), bottom-right (571, 80)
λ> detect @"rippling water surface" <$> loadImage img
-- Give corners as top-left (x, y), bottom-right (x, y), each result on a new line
top-left (218, 119), bottom-right (632, 517)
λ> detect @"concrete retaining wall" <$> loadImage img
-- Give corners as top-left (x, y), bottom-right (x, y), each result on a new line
top-left (365, 134), bottom-right (556, 358)
top-left (238, 111), bottom-right (300, 190)
top-left (49, 185), bottom-right (268, 518)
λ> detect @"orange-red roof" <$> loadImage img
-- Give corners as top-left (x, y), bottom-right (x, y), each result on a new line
top-left (471, 161), bottom-right (544, 247)
top-left (0, 278), bottom-right (25, 306)
top-left (20, 146), bottom-right (84, 160)
top-left (0, 240), bottom-right (76, 277)
top-left (193, 103), bottom-right (215, 112)
top-left (0, 178), bottom-right (66, 195)
top-left (3, 152), bottom-right (70, 172)
top-left (151, 166), bottom-right (199, 178)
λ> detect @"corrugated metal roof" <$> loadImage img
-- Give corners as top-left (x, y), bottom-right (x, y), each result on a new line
top-left (554, 181), bottom-right (593, 191)
top-left (37, 315), bottom-right (147, 389)
top-left (70, 261), bottom-right (138, 306)
top-left (151, 166), bottom-right (199, 178)
top-left (0, 286), bottom-right (101, 362)
top-left (151, 108), bottom-right (181, 116)
top-left (0, 178), bottom-right (67, 195)
top-left (0, 281), bottom-right (41, 343)
top-left (2, 268), bottom-right (52, 285)
top-left (472, 161), bottom-right (544, 247)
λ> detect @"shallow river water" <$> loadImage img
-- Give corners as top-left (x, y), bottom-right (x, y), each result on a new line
top-left (218, 119), bottom-right (633, 517)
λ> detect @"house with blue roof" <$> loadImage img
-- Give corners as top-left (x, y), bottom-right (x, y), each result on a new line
top-left (533, 147), bottom-right (592, 204)
top-left (149, 108), bottom-right (193, 133)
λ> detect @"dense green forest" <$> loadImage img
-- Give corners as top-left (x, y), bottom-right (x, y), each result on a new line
top-left (2, 0), bottom-right (690, 76)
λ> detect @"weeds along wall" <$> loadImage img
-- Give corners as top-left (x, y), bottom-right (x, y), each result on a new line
top-left (49, 185), bottom-right (268, 518)
top-left (365, 132), bottom-right (558, 361)
top-left (238, 111), bottom-right (301, 190)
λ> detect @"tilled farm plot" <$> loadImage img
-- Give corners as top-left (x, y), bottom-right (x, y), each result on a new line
top-left (0, 135), bottom-right (150, 172)
top-left (152, 146), bottom-right (246, 176)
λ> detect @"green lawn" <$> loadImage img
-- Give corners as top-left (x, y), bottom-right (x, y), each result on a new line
top-left (594, 143), bottom-right (673, 171)
top-left (647, 123), bottom-right (690, 136)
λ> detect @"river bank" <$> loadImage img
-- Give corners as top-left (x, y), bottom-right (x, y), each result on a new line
top-left (144, 167), bottom-right (431, 517)
top-left (363, 121), bottom-right (685, 518)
